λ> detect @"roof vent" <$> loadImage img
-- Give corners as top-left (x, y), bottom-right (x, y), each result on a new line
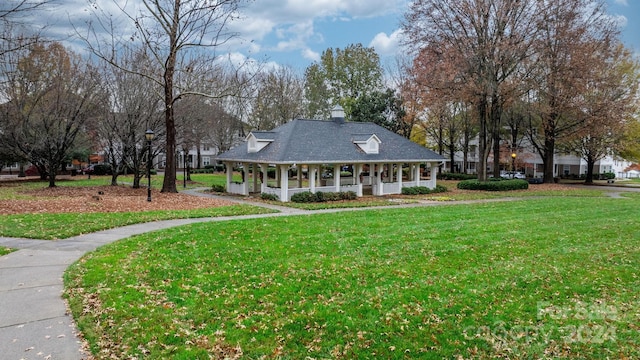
top-left (330, 105), bottom-right (345, 124)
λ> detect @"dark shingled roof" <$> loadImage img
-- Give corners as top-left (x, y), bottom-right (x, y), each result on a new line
top-left (216, 119), bottom-right (446, 164)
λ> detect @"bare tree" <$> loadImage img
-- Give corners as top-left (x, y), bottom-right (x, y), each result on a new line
top-left (1, 42), bottom-right (103, 186)
top-left (81, 0), bottom-right (248, 193)
top-left (565, 45), bottom-right (639, 183)
top-left (525, 0), bottom-right (621, 182)
top-left (403, 0), bottom-right (540, 180)
top-left (97, 50), bottom-right (164, 187)
top-left (248, 66), bottom-right (304, 130)
top-left (0, 0), bottom-right (49, 57)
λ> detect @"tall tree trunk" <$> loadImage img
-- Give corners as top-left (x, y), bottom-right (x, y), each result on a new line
top-left (584, 156), bottom-right (596, 184)
top-left (491, 95), bottom-right (502, 179)
top-left (462, 149), bottom-right (468, 174)
top-left (449, 143), bottom-right (456, 173)
top-left (47, 161), bottom-right (56, 187)
top-left (477, 98), bottom-right (490, 181)
top-left (543, 134), bottom-right (556, 183)
top-left (492, 131), bottom-right (501, 178)
top-left (196, 141), bottom-right (202, 169)
top-left (161, 5), bottom-right (180, 194)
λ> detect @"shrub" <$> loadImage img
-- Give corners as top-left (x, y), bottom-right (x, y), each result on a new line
top-left (457, 179), bottom-right (529, 191)
top-left (402, 187), bottom-right (418, 195)
top-left (291, 191), bottom-right (318, 203)
top-left (290, 191), bottom-right (358, 203)
top-left (322, 192), bottom-right (341, 201)
top-left (204, 164), bottom-right (225, 172)
top-left (211, 184), bottom-right (226, 192)
top-left (402, 185), bottom-right (448, 195)
top-left (601, 172), bottom-right (615, 180)
top-left (260, 193), bottom-right (279, 201)
top-left (438, 172), bottom-right (477, 180)
top-left (93, 164), bottom-right (112, 175)
top-left (191, 168), bottom-right (214, 174)
top-left (341, 191), bottom-right (357, 200)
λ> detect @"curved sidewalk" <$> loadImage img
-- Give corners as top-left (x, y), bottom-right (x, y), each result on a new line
top-left (0, 186), bottom-right (633, 359)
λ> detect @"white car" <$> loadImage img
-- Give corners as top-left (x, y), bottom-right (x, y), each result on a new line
top-left (500, 171), bottom-right (526, 179)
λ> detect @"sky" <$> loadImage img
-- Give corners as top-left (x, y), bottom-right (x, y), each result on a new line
top-left (30, 0), bottom-right (640, 72)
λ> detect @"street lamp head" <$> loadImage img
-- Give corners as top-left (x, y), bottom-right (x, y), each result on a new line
top-left (145, 129), bottom-right (155, 141)
top-left (511, 153), bottom-right (517, 159)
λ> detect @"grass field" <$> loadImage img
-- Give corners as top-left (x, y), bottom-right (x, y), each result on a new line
top-left (0, 205), bottom-right (275, 240)
top-left (64, 194), bottom-right (640, 359)
top-left (0, 174), bottom-right (271, 239)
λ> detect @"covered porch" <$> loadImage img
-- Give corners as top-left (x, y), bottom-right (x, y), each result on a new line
top-left (222, 161), bottom-right (441, 202)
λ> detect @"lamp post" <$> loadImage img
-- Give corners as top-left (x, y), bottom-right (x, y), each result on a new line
top-left (145, 129), bottom-right (155, 202)
top-left (511, 152), bottom-right (517, 179)
top-left (183, 152), bottom-right (187, 189)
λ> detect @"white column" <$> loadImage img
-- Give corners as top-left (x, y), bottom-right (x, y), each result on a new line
top-left (414, 163), bottom-right (421, 187)
top-left (397, 163), bottom-right (403, 193)
top-left (241, 163), bottom-right (249, 195)
top-left (280, 165), bottom-right (289, 201)
top-left (334, 164), bottom-right (341, 192)
top-left (355, 164), bottom-right (363, 197)
top-left (376, 164), bottom-right (383, 195)
top-left (310, 165), bottom-right (316, 193)
top-left (225, 162), bottom-right (233, 193)
top-left (259, 164), bottom-right (266, 193)
top-left (429, 162), bottom-right (439, 189)
top-left (252, 164), bottom-right (258, 193)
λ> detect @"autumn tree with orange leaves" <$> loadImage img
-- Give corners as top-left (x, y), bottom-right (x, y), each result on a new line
top-left (403, 0), bottom-right (540, 181)
top-left (561, 45), bottom-right (639, 183)
top-left (0, 42), bottom-right (104, 187)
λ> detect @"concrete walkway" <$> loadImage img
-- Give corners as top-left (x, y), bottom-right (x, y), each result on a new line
top-left (0, 185), bottom-right (634, 359)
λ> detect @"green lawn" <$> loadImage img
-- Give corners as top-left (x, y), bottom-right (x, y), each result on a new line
top-left (0, 205), bottom-right (276, 240)
top-left (64, 195), bottom-right (640, 359)
top-left (0, 174), bottom-right (272, 239)
top-left (0, 247), bottom-right (13, 256)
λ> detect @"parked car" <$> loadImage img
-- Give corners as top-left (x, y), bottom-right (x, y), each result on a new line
top-left (82, 164), bottom-right (113, 175)
top-left (500, 171), bottom-right (526, 179)
top-left (82, 165), bottom-right (95, 174)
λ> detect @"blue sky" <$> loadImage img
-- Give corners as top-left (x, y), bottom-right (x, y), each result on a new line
top-left (232, 0), bottom-right (640, 71)
top-left (37, 0), bottom-right (640, 71)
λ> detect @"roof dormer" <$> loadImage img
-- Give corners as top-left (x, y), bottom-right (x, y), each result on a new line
top-left (352, 134), bottom-right (381, 154)
top-left (246, 132), bottom-right (274, 153)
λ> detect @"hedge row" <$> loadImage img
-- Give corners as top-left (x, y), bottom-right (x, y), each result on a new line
top-left (291, 191), bottom-right (357, 203)
top-left (438, 172), bottom-right (478, 180)
top-left (401, 185), bottom-right (448, 195)
top-left (457, 179), bottom-right (529, 191)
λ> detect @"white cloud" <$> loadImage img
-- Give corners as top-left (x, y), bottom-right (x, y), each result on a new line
top-left (234, 0), bottom-right (408, 60)
top-left (369, 29), bottom-right (405, 57)
top-left (301, 48), bottom-right (321, 62)
top-left (614, 0), bottom-right (629, 5)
